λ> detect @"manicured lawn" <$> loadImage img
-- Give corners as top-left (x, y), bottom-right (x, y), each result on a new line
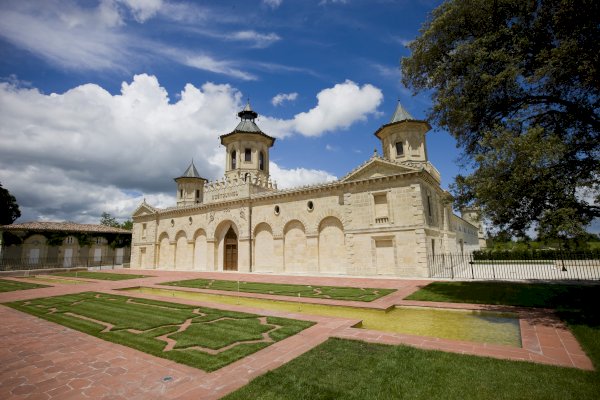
top-left (0, 278), bottom-right (49, 293)
top-left (225, 281), bottom-right (600, 399)
top-left (162, 278), bottom-right (396, 302)
top-left (224, 337), bottom-right (599, 400)
top-left (53, 271), bottom-right (150, 281)
top-left (404, 281), bottom-right (599, 309)
top-left (5, 292), bottom-right (313, 371)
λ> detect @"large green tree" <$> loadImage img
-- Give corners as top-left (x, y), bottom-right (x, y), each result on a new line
top-left (100, 212), bottom-right (132, 230)
top-left (401, 0), bottom-right (599, 238)
top-left (0, 182), bottom-right (21, 225)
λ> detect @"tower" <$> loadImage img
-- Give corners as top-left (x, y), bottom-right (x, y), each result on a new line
top-left (374, 101), bottom-right (431, 164)
top-left (220, 102), bottom-right (275, 184)
top-left (174, 161), bottom-right (207, 207)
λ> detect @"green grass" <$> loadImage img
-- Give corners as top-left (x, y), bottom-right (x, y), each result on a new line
top-left (404, 281), bottom-right (598, 309)
top-left (5, 292), bottom-right (313, 371)
top-left (224, 337), bottom-right (599, 400)
top-left (161, 278), bottom-right (396, 301)
top-left (225, 281), bottom-right (600, 399)
top-left (52, 271), bottom-right (150, 281)
top-left (0, 278), bottom-right (49, 292)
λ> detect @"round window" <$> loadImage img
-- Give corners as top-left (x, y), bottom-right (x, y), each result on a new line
top-left (170, 219), bottom-right (175, 227)
top-left (274, 205), bottom-right (280, 215)
top-left (307, 201), bottom-right (314, 211)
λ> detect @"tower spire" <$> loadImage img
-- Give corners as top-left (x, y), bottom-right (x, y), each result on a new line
top-left (238, 100), bottom-right (258, 121)
top-left (390, 100), bottom-right (414, 123)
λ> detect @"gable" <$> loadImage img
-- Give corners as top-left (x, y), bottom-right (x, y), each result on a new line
top-left (132, 202), bottom-right (157, 217)
top-left (341, 158), bottom-right (417, 183)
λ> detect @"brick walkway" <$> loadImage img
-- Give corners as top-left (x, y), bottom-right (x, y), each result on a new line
top-left (0, 270), bottom-right (594, 399)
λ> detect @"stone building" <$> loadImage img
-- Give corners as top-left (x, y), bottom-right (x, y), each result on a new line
top-left (0, 222), bottom-right (131, 269)
top-left (131, 102), bottom-right (483, 277)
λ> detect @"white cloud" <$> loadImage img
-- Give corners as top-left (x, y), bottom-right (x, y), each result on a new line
top-left (263, 0), bottom-right (283, 9)
top-left (325, 144), bottom-right (338, 152)
top-left (0, 5), bottom-right (128, 71)
top-left (0, 75), bottom-right (352, 223)
top-left (269, 163), bottom-right (337, 189)
top-left (279, 80), bottom-right (382, 137)
top-left (118, 0), bottom-right (163, 22)
top-left (392, 36), bottom-right (413, 47)
top-left (181, 54), bottom-right (257, 81)
top-left (0, 74), bottom-right (240, 222)
top-left (271, 92), bottom-right (298, 106)
top-left (226, 30), bottom-right (281, 48)
top-left (373, 63), bottom-right (402, 80)
top-left (0, 1), bottom-right (256, 80)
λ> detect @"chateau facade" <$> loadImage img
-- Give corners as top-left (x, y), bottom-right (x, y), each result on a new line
top-left (131, 102), bottom-right (483, 277)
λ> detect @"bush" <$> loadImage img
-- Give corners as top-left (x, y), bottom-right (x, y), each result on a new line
top-left (472, 249), bottom-right (600, 260)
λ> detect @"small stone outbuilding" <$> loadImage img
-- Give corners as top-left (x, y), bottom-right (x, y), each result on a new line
top-left (0, 222), bottom-right (131, 269)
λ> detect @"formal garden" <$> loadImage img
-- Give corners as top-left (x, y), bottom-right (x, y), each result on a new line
top-left (225, 281), bottom-right (600, 399)
top-left (6, 291), bottom-right (313, 372)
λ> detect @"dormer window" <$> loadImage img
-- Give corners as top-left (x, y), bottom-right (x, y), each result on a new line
top-left (231, 150), bottom-right (237, 169)
top-left (395, 142), bottom-right (404, 157)
top-left (259, 151), bottom-right (265, 170)
top-left (245, 148), bottom-right (252, 162)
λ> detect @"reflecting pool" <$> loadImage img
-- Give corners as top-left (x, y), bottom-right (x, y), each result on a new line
top-left (121, 286), bottom-right (521, 347)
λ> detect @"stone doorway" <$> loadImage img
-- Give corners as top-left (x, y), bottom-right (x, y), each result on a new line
top-left (224, 227), bottom-right (238, 271)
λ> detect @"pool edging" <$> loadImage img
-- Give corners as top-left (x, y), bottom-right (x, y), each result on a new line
top-left (119, 284), bottom-right (594, 371)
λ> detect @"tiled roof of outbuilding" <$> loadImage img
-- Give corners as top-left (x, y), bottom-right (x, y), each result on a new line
top-left (0, 222), bottom-right (131, 234)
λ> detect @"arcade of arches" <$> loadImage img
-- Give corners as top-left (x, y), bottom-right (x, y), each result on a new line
top-left (148, 216), bottom-right (347, 274)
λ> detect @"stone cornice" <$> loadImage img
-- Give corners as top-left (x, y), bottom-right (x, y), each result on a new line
top-left (140, 169), bottom-right (441, 220)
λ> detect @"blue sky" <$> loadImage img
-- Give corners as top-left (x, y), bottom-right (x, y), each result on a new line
top-left (0, 0), bottom-right (466, 224)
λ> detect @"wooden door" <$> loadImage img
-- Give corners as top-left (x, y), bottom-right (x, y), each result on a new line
top-left (224, 227), bottom-right (238, 271)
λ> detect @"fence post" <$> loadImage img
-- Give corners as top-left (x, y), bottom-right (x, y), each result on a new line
top-left (470, 254), bottom-right (475, 279)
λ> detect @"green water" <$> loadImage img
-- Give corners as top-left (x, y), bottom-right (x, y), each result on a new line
top-left (122, 287), bottom-right (521, 347)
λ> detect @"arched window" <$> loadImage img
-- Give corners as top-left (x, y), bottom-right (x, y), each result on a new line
top-left (395, 142), bottom-right (404, 157)
top-left (259, 151), bottom-right (265, 170)
top-left (231, 150), bottom-right (237, 169)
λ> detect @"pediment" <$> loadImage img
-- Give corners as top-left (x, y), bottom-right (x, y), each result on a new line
top-left (132, 202), bottom-right (157, 217)
top-left (341, 158), bottom-right (417, 183)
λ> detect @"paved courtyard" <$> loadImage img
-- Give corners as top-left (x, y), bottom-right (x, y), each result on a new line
top-left (0, 270), bottom-right (593, 399)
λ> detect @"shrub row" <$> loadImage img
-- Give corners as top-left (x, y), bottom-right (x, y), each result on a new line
top-left (472, 249), bottom-right (600, 260)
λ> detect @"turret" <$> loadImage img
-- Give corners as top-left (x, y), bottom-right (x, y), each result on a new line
top-left (374, 101), bottom-right (430, 163)
top-left (174, 161), bottom-right (207, 207)
top-left (220, 102), bottom-right (275, 184)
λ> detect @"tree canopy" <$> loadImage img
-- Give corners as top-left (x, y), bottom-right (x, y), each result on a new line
top-left (0, 182), bottom-right (21, 225)
top-left (100, 212), bottom-right (132, 231)
top-left (401, 0), bottom-right (599, 238)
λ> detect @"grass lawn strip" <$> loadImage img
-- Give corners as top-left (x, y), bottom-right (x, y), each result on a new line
top-left (162, 278), bottom-right (396, 302)
top-left (5, 292), bottom-right (313, 371)
top-left (404, 281), bottom-right (598, 308)
top-left (0, 278), bottom-right (50, 293)
top-left (226, 281), bottom-right (600, 399)
top-left (52, 271), bottom-right (150, 281)
top-left (224, 337), bottom-right (599, 400)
